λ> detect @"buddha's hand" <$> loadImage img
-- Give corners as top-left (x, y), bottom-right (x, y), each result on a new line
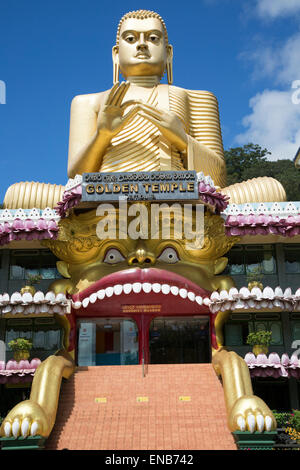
top-left (97, 82), bottom-right (142, 142)
top-left (229, 395), bottom-right (276, 433)
top-left (135, 103), bottom-right (188, 152)
top-left (0, 400), bottom-right (49, 438)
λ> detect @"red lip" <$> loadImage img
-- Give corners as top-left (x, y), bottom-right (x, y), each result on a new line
top-left (71, 268), bottom-right (211, 317)
top-left (73, 268), bottom-right (211, 301)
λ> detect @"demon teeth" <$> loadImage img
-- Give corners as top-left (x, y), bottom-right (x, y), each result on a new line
top-left (113, 284), bottom-right (122, 295)
top-left (97, 289), bottom-right (105, 300)
top-left (152, 283), bottom-right (161, 293)
top-left (170, 286), bottom-right (179, 296)
top-left (123, 284), bottom-right (132, 294)
top-left (132, 282), bottom-right (142, 293)
top-left (179, 288), bottom-right (188, 299)
top-left (161, 284), bottom-right (170, 295)
top-left (142, 283), bottom-right (152, 293)
top-left (78, 283), bottom-right (209, 310)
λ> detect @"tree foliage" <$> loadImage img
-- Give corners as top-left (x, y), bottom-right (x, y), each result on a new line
top-left (224, 143), bottom-right (300, 201)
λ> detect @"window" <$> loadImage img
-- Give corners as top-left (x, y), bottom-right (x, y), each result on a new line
top-left (284, 245), bottom-right (300, 274)
top-left (9, 250), bottom-right (61, 280)
top-left (225, 245), bottom-right (277, 276)
top-left (225, 313), bottom-right (283, 347)
top-left (5, 318), bottom-right (62, 361)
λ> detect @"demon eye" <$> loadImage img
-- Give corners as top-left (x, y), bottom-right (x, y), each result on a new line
top-left (104, 248), bottom-right (126, 264)
top-left (157, 247), bottom-right (180, 264)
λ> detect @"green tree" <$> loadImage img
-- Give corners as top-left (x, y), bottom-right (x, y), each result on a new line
top-left (225, 144), bottom-right (300, 201)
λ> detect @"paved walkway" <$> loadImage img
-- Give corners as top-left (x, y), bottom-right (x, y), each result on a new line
top-left (45, 364), bottom-right (237, 450)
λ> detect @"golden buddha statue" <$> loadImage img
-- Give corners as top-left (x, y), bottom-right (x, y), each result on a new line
top-left (4, 9), bottom-right (285, 208)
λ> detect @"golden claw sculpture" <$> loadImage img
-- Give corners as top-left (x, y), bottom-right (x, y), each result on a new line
top-left (0, 351), bottom-right (75, 438)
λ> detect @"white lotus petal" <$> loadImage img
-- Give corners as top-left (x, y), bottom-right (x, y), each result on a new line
top-left (247, 414), bottom-right (256, 433)
top-left (228, 287), bottom-right (239, 300)
top-left (82, 297), bottom-right (90, 308)
top-left (11, 292), bottom-right (22, 304)
top-left (55, 293), bottom-right (66, 303)
top-left (12, 419), bottom-right (20, 438)
top-left (52, 305), bottom-right (62, 314)
top-left (45, 291), bottom-right (55, 303)
top-left (210, 291), bottom-right (220, 302)
top-left (283, 287), bottom-right (292, 298)
top-left (2, 293), bottom-right (10, 305)
top-left (239, 287), bottom-right (251, 299)
top-left (26, 305), bottom-right (36, 314)
top-left (262, 287), bottom-right (274, 300)
top-left (132, 282), bottom-right (142, 293)
top-left (220, 290), bottom-right (229, 301)
top-left (22, 292), bottom-right (33, 303)
top-left (256, 414), bottom-right (264, 432)
top-left (195, 296), bottom-right (203, 305)
top-left (113, 284), bottom-right (123, 295)
top-left (21, 418), bottom-right (30, 437)
top-left (179, 288), bottom-right (187, 299)
top-left (89, 293), bottom-right (97, 304)
top-left (265, 416), bottom-right (273, 431)
top-left (40, 304), bottom-right (49, 313)
top-left (237, 416), bottom-right (246, 432)
top-left (30, 421), bottom-right (38, 436)
top-left (16, 305), bottom-right (24, 313)
top-left (170, 286), bottom-right (179, 296)
top-left (105, 286), bottom-right (114, 297)
top-left (188, 291), bottom-right (195, 302)
top-left (161, 284), bottom-right (170, 295)
top-left (4, 421), bottom-right (11, 437)
top-left (97, 289), bottom-right (106, 300)
top-left (142, 283), bottom-right (151, 293)
top-left (152, 283), bottom-right (161, 293)
top-left (123, 284), bottom-right (132, 294)
top-left (203, 297), bottom-right (211, 306)
top-left (33, 291), bottom-right (45, 303)
top-left (2, 305), bottom-right (12, 313)
top-left (274, 286), bottom-right (283, 298)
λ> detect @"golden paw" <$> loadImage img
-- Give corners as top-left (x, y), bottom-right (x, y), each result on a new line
top-left (229, 395), bottom-right (277, 433)
top-left (0, 400), bottom-right (49, 438)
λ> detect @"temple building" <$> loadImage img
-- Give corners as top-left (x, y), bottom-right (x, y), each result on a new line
top-left (0, 9), bottom-right (299, 451)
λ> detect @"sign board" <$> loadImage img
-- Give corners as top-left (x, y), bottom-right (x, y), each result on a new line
top-left (82, 171), bottom-right (198, 202)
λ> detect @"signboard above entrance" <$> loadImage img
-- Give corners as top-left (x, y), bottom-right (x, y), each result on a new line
top-left (82, 171), bottom-right (198, 202)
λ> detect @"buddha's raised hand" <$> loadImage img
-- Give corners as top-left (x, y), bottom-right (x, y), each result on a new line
top-left (97, 82), bottom-right (141, 141)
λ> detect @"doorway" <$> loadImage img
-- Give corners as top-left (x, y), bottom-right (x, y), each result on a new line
top-left (77, 318), bottom-right (139, 366)
top-left (149, 316), bottom-right (210, 364)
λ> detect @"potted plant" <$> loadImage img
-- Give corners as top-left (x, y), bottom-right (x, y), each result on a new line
top-left (8, 337), bottom-right (32, 362)
top-left (246, 330), bottom-right (272, 355)
top-left (246, 265), bottom-right (264, 291)
top-left (20, 273), bottom-right (42, 296)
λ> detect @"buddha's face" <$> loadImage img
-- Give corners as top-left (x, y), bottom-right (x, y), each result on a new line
top-left (116, 17), bottom-right (170, 78)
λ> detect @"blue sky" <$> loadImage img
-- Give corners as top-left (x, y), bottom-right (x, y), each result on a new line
top-left (1, 0), bottom-right (300, 201)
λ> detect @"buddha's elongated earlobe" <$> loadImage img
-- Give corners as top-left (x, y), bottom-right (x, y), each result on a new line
top-left (112, 46), bottom-right (120, 85)
top-left (166, 45), bottom-right (173, 85)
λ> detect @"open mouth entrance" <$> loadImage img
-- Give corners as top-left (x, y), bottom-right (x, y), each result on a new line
top-left (77, 315), bottom-right (210, 366)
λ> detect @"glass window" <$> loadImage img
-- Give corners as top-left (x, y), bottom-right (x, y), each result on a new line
top-left (284, 245), bottom-right (300, 274)
top-left (4, 318), bottom-right (62, 360)
top-left (226, 245), bottom-right (277, 276)
top-left (225, 314), bottom-right (283, 346)
top-left (9, 250), bottom-right (61, 280)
